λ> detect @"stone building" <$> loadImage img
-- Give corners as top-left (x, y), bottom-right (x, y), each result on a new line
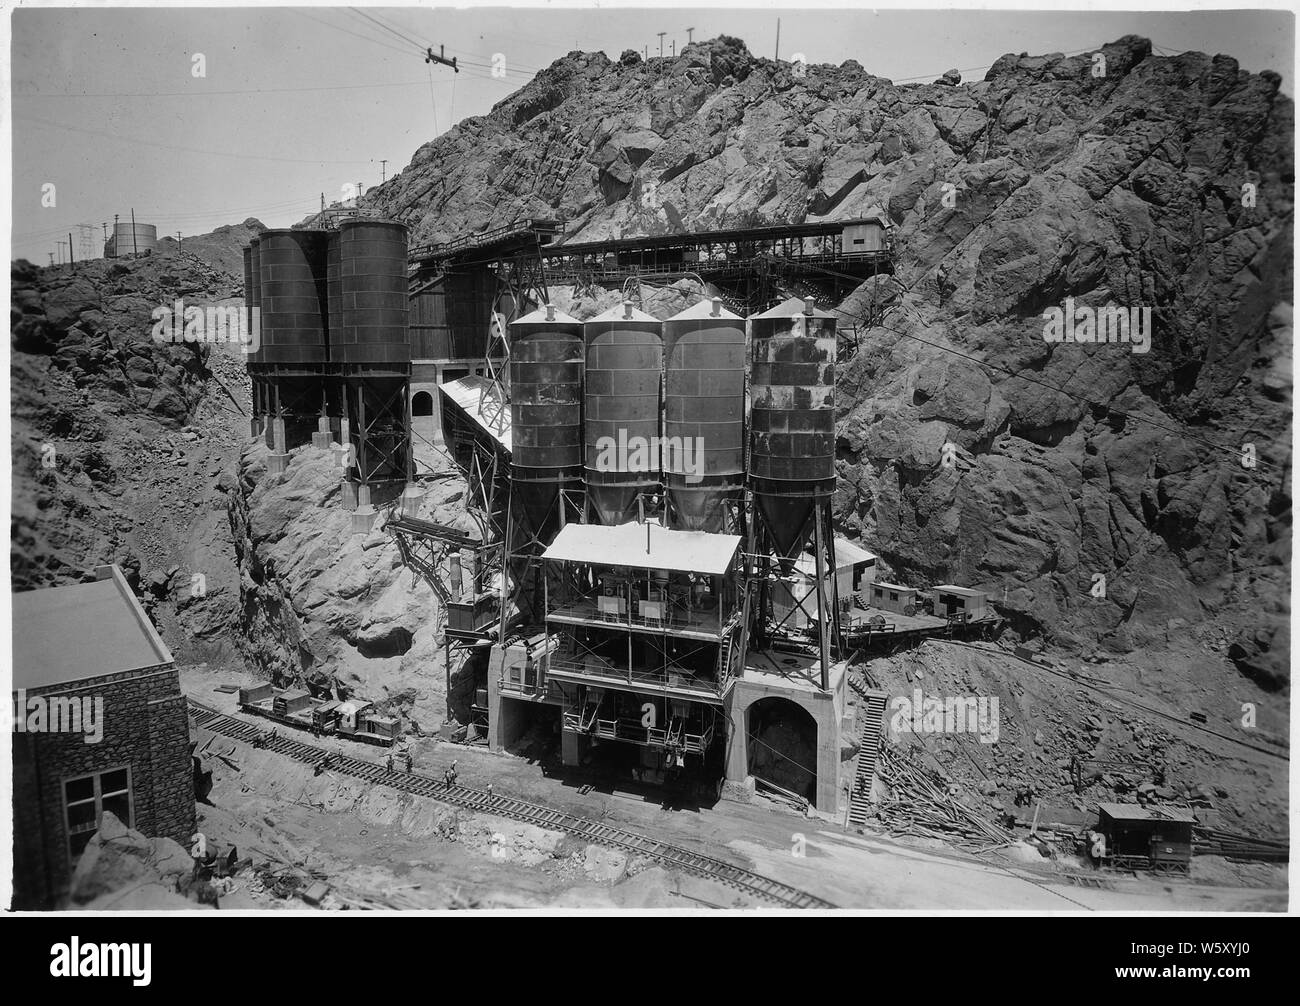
top-left (10, 565), bottom-right (195, 908)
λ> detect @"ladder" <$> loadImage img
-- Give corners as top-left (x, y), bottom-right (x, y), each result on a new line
top-left (577, 695), bottom-right (601, 732)
top-left (847, 682), bottom-right (888, 828)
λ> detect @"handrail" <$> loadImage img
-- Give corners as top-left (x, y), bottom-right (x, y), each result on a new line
top-left (547, 658), bottom-right (722, 696)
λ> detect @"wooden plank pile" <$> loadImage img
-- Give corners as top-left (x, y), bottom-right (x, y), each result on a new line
top-left (876, 742), bottom-right (1013, 850)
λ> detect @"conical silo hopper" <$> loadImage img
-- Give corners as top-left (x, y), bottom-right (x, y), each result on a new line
top-left (749, 296), bottom-right (837, 564)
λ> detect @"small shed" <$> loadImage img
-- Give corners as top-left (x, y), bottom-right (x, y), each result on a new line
top-left (868, 581), bottom-right (917, 615)
top-left (842, 219), bottom-right (887, 254)
top-left (1096, 803), bottom-right (1195, 871)
top-left (932, 585), bottom-right (988, 621)
top-left (771, 539), bottom-right (878, 629)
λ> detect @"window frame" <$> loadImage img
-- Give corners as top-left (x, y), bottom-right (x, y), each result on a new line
top-left (62, 765), bottom-right (134, 864)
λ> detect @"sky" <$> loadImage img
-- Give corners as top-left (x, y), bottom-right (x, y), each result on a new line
top-left (7, 3), bottom-right (1295, 264)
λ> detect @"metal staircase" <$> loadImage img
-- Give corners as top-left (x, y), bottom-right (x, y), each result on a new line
top-left (847, 677), bottom-right (888, 828)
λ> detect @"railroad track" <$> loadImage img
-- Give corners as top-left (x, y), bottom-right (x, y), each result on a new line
top-left (189, 699), bottom-right (834, 910)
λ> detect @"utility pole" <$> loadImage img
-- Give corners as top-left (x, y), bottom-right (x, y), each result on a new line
top-left (68, 232), bottom-right (75, 269)
top-left (355, 181), bottom-right (363, 205)
top-left (657, 32), bottom-right (666, 59)
top-left (686, 27), bottom-right (694, 44)
top-left (380, 159), bottom-right (388, 184)
top-left (671, 39), bottom-right (675, 57)
top-left (424, 45), bottom-right (459, 72)
top-left (130, 207), bottom-right (138, 257)
top-left (775, 18), bottom-right (781, 61)
top-left (48, 251), bottom-right (54, 267)
top-left (176, 231), bottom-right (182, 252)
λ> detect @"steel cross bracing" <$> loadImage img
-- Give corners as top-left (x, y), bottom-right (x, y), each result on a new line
top-left (188, 699), bottom-right (833, 909)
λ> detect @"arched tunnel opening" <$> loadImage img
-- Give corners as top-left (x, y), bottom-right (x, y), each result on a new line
top-left (746, 697), bottom-right (817, 803)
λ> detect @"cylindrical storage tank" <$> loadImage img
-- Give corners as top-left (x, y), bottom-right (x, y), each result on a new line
top-left (749, 296), bottom-right (837, 562)
top-left (111, 222), bottom-right (157, 257)
top-left (326, 230), bottom-right (341, 348)
top-left (335, 219), bottom-right (409, 366)
top-left (662, 297), bottom-right (746, 532)
top-left (510, 304), bottom-right (583, 540)
top-left (258, 229), bottom-right (329, 365)
top-left (583, 301), bottom-right (662, 525)
top-left (243, 239), bottom-right (264, 366)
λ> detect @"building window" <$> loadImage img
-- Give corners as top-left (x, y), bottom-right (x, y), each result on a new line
top-left (889, 591), bottom-right (898, 602)
top-left (64, 767), bottom-right (133, 862)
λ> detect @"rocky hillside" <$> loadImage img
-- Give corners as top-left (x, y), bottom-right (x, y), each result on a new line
top-left (360, 34), bottom-right (1292, 690)
top-left (9, 247), bottom-right (250, 662)
top-left (155, 217), bottom-right (265, 278)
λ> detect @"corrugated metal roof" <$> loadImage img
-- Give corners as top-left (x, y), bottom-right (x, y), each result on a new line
top-left (438, 376), bottom-right (511, 452)
top-left (1098, 802), bottom-right (1196, 823)
top-left (542, 521), bottom-right (741, 575)
top-left (934, 584), bottom-right (987, 596)
top-left (11, 566), bottom-right (173, 690)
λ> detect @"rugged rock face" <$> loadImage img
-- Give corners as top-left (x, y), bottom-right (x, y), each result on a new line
top-left (154, 217), bottom-right (266, 279)
top-left (362, 34), bottom-right (1292, 688)
top-left (9, 244), bottom-right (249, 661)
top-left (227, 441), bottom-right (478, 732)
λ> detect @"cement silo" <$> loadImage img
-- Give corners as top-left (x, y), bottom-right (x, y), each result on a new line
top-left (583, 301), bottom-right (661, 525)
top-left (662, 297), bottom-right (746, 532)
top-left (509, 304), bottom-right (584, 543)
top-left (257, 228), bottom-right (330, 364)
top-left (748, 296), bottom-right (837, 563)
top-left (333, 219), bottom-right (409, 366)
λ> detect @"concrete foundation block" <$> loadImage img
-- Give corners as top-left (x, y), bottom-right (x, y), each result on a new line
top-left (720, 777), bottom-right (756, 804)
top-left (341, 480), bottom-right (359, 511)
top-left (311, 431), bottom-right (332, 449)
top-left (266, 452), bottom-right (290, 476)
top-left (350, 505), bottom-right (377, 535)
top-left (249, 417), bottom-right (264, 439)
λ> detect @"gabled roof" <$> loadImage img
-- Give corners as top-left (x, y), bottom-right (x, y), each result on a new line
top-left (542, 521), bottom-right (741, 576)
top-left (11, 565), bottom-right (173, 691)
top-left (1098, 803), bottom-right (1196, 824)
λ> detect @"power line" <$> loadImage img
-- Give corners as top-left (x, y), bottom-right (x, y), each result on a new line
top-left (13, 78), bottom-right (433, 99)
top-left (13, 112), bottom-right (374, 165)
top-left (348, 7), bottom-right (425, 54)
